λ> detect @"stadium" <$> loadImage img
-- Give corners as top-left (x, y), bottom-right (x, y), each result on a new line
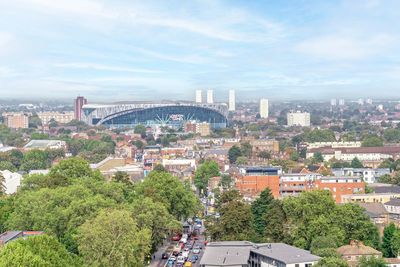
top-left (82, 101), bottom-right (228, 129)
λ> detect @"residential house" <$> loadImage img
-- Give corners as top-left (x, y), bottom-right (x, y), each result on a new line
top-left (0, 231), bottom-right (44, 247)
top-left (337, 240), bottom-right (382, 267)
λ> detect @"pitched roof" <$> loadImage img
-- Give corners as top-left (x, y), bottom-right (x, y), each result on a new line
top-left (357, 203), bottom-right (388, 217)
top-left (384, 198), bottom-right (400, 206)
top-left (337, 241), bottom-right (382, 256)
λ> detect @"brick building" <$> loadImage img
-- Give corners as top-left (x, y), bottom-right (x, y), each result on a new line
top-left (235, 167), bottom-right (281, 198)
top-left (314, 176), bottom-right (365, 203)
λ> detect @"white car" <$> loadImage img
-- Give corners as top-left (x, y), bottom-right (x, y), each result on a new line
top-left (192, 248), bottom-right (200, 254)
top-left (180, 237), bottom-right (187, 244)
top-left (177, 256), bottom-right (185, 264)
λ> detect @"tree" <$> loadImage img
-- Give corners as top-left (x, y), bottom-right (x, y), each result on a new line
top-left (228, 145), bottom-right (242, 164)
top-left (263, 200), bottom-right (287, 242)
top-left (0, 172), bottom-right (5, 196)
top-left (134, 124), bottom-right (147, 138)
top-left (217, 190), bottom-right (242, 207)
top-left (0, 235), bottom-right (81, 267)
top-left (219, 174), bottom-right (232, 189)
top-left (313, 152), bottom-right (324, 163)
top-left (135, 171), bottom-right (199, 219)
top-left (77, 209), bottom-right (151, 267)
top-left (129, 197), bottom-right (181, 252)
top-left (362, 135), bottom-right (384, 147)
top-left (0, 161), bottom-right (16, 172)
top-left (382, 223), bottom-right (396, 257)
top-left (251, 188), bottom-right (274, 237)
top-left (257, 151), bottom-right (271, 160)
top-left (133, 140), bottom-right (144, 149)
top-left (240, 142), bottom-right (252, 158)
top-left (314, 257), bottom-right (349, 267)
top-left (357, 256), bottom-right (386, 267)
top-left (112, 171), bottom-right (131, 184)
top-left (384, 128), bottom-right (400, 143)
top-left (194, 160), bottom-right (220, 194)
top-left (153, 164), bottom-right (167, 172)
top-left (351, 157), bottom-right (364, 168)
top-left (236, 156), bottom-right (248, 165)
top-left (20, 149), bottom-right (49, 172)
top-left (391, 229), bottom-right (400, 257)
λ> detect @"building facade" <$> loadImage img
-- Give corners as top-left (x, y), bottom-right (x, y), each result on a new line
top-left (74, 96), bottom-right (87, 121)
top-left (287, 111), bottom-right (310, 127)
top-left (229, 89), bottom-right (235, 111)
top-left (196, 90), bottom-right (202, 103)
top-left (314, 176), bottom-right (365, 203)
top-left (38, 111), bottom-right (74, 125)
top-left (259, 98), bottom-right (269, 119)
top-left (2, 112), bottom-right (29, 129)
top-left (207, 90), bottom-right (214, 104)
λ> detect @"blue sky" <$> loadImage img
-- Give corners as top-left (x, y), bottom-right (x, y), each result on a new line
top-left (0, 0), bottom-right (400, 102)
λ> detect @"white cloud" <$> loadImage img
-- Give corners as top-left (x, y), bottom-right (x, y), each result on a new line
top-left (54, 62), bottom-right (162, 73)
top-left (296, 33), bottom-right (396, 61)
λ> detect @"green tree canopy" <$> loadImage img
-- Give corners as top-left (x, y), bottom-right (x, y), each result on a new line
top-left (357, 256), bottom-right (386, 267)
top-left (0, 235), bottom-right (81, 267)
top-left (362, 135), bottom-right (384, 147)
top-left (351, 157), bottom-right (364, 168)
top-left (228, 145), bottom-right (242, 164)
top-left (77, 209), bottom-right (151, 267)
top-left (135, 171), bottom-right (199, 219)
top-left (382, 223), bottom-right (396, 257)
top-left (194, 160), bottom-right (220, 194)
top-left (251, 188), bottom-right (274, 237)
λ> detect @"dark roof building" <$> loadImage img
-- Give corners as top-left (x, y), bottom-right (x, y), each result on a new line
top-left (199, 241), bottom-right (320, 267)
top-left (0, 231), bottom-right (44, 246)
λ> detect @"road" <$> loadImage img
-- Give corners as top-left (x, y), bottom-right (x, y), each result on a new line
top-left (150, 225), bottom-right (206, 267)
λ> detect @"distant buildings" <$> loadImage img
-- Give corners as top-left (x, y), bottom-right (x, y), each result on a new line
top-left (2, 112), bottom-right (29, 129)
top-left (332, 168), bottom-right (390, 184)
top-left (235, 167), bottom-right (281, 198)
top-left (250, 139), bottom-right (280, 154)
top-left (24, 140), bottom-right (67, 151)
top-left (184, 121), bottom-right (211, 137)
top-left (287, 111), bottom-right (310, 127)
top-left (259, 98), bottom-right (269, 118)
top-left (307, 141), bottom-right (361, 149)
top-left (207, 89), bottom-right (214, 104)
top-left (74, 96), bottom-right (87, 121)
top-left (339, 99), bottom-right (345, 106)
top-left (195, 90), bottom-right (202, 103)
top-left (37, 111), bottom-right (74, 125)
top-left (330, 98), bottom-right (337, 106)
top-left (228, 89), bottom-right (235, 111)
top-left (199, 241), bottom-right (320, 267)
top-left (0, 170), bottom-right (22, 195)
top-left (337, 240), bottom-right (382, 267)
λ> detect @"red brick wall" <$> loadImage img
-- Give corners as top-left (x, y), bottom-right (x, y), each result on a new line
top-left (314, 180), bottom-right (365, 203)
top-left (235, 175), bottom-right (280, 198)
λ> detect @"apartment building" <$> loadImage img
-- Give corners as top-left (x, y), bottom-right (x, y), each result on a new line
top-left (287, 111), bottom-right (310, 127)
top-left (37, 111), bottom-right (74, 125)
top-left (314, 176), bottom-right (365, 203)
top-left (2, 112), bottom-right (29, 129)
top-left (250, 139), bottom-right (280, 154)
top-left (235, 167), bottom-right (282, 198)
top-left (279, 173), bottom-right (321, 198)
top-left (332, 168), bottom-right (390, 184)
top-left (307, 141), bottom-right (362, 149)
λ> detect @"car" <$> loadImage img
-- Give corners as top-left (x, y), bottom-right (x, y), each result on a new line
top-left (192, 248), bottom-right (200, 254)
top-left (161, 253), bottom-right (169, 259)
top-left (177, 256), bottom-right (185, 264)
top-left (168, 256), bottom-right (176, 262)
top-left (186, 244), bottom-right (192, 249)
top-left (167, 259), bottom-right (174, 267)
top-left (191, 255), bottom-right (199, 263)
top-left (184, 262), bottom-right (192, 267)
top-left (172, 234), bottom-right (181, 241)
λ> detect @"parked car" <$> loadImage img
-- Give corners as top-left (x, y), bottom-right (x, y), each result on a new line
top-left (167, 259), bottom-right (174, 267)
top-left (161, 253), bottom-right (169, 259)
top-left (172, 234), bottom-right (182, 241)
top-left (184, 262), bottom-right (193, 267)
top-left (192, 248), bottom-right (200, 254)
top-left (177, 256), bottom-right (185, 264)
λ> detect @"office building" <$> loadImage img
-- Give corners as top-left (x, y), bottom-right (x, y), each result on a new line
top-left (228, 89), bottom-right (235, 111)
top-left (287, 111), bottom-right (310, 127)
top-left (37, 111), bottom-right (74, 125)
top-left (366, 98), bottom-right (373, 105)
top-left (235, 167), bottom-right (281, 198)
top-left (207, 89), bottom-right (214, 104)
top-left (195, 90), bottom-right (202, 103)
top-left (330, 98), bottom-right (337, 106)
top-left (2, 112), bottom-right (29, 129)
top-left (339, 99), bottom-right (345, 106)
top-left (358, 98), bottom-right (364, 105)
top-left (74, 96), bottom-right (87, 121)
top-left (259, 98), bottom-right (269, 118)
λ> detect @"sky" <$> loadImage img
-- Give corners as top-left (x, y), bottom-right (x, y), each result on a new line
top-left (0, 0), bottom-right (400, 102)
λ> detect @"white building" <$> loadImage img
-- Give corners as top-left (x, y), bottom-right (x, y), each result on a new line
top-left (24, 140), bottom-right (67, 150)
top-left (0, 170), bottom-right (22, 195)
top-left (339, 99), bottom-right (345, 106)
top-left (195, 90), bottom-right (202, 103)
top-left (259, 98), bottom-right (269, 118)
top-left (228, 90), bottom-right (235, 111)
top-left (207, 90), bottom-right (214, 104)
top-left (307, 141), bottom-right (362, 149)
top-left (287, 111), bottom-right (310, 127)
top-left (366, 98), bottom-right (373, 105)
top-left (37, 111), bottom-right (74, 125)
top-left (330, 99), bottom-right (337, 106)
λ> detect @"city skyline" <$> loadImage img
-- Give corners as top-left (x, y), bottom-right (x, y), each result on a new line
top-left (1, 0), bottom-right (400, 101)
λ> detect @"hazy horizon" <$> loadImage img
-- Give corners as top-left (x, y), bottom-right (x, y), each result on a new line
top-left (1, 0), bottom-right (400, 100)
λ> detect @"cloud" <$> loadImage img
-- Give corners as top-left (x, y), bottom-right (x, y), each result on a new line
top-left (295, 33), bottom-right (396, 61)
top-left (54, 62), bottom-right (162, 74)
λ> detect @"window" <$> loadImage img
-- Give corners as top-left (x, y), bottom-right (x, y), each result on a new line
top-left (295, 264), bottom-right (300, 267)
